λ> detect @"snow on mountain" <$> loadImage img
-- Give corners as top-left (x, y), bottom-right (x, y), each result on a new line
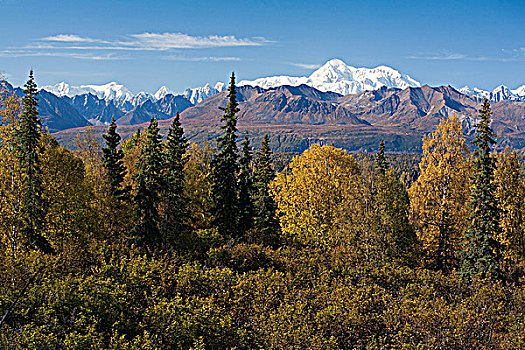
top-left (459, 84), bottom-right (525, 102)
top-left (459, 86), bottom-right (491, 100)
top-left (42, 81), bottom-right (135, 107)
top-left (511, 85), bottom-right (525, 98)
top-left (130, 91), bottom-right (153, 106)
top-left (42, 81), bottom-right (227, 109)
top-left (238, 58), bottom-right (421, 95)
top-left (182, 82), bottom-right (225, 104)
top-left (491, 85), bottom-right (521, 102)
top-left (154, 86), bottom-right (176, 100)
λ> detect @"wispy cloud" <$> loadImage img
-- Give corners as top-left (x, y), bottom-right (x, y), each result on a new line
top-left (36, 32), bottom-right (271, 51)
top-left (0, 50), bottom-right (124, 60)
top-left (0, 32), bottom-right (272, 62)
top-left (407, 53), bottom-right (467, 60)
top-left (162, 55), bottom-right (241, 62)
top-left (407, 49), bottom-right (525, 62)
top-left (290, 62), bottom-right (321, 69)
top-left (41, 34), bottom-right (109, 44)
top-left (128, 32), bottom-right (269, 49)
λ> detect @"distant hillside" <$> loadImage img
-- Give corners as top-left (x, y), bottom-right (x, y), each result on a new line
top-left (36, 82), bottom-right (525, 152)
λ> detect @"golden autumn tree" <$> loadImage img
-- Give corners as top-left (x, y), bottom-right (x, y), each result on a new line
top-left (408, 115), bottom-right (470, 272)
top-left (270, 144), bottom-right (360, 247)
top-left (184, 142), bottom-right (215, 231)
top-left (40, 133), bottom-right (93, 253)
top-left (0, 87), bottom-right (21, 256)
top-left (494, 148), bottom-right (525, 271)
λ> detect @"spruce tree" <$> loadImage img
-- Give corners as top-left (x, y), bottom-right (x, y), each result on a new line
top-left (460, 99), bottom-right (502, 279)
top-left (238, 133), bottom-right (254, 236)
top-left (14, 70), bottom-right (53, 254)
top-left (131, 117), bottom-right (164, 247)
top-left (373, 170), bottom-right (418, 265)
top-left (162, 111), bottom-right (188, 242)
top-left (252, 134), bottom-right (279, 246)
top-left (102, 116), bottom-right (130, 200)
top-left (373, 140), bottom-right (417, 265)
top-left (375, 139), bottom-right (388, 176)
top-left (211, 72), bottom-right (240, 237)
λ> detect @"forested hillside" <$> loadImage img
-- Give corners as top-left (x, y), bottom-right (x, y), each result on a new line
top-left (2, 72), bottom-right (525, 349)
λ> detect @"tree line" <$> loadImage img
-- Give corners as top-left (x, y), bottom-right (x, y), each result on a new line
top-left (0, 71), bottom-right (525, 348)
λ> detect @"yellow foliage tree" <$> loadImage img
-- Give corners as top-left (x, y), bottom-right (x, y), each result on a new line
top-left (494, 148), bottom-right (525, 270)
top-left (270, 144), bottom-right (360, 247)
top-left (408, 115), bottom-right (470, 272)
top-left (184, 142), bottom-right (214, 231)
top-left (0, 88), bottom-right (21, 256)
top-left (40, 136), bottom-right (93, 253)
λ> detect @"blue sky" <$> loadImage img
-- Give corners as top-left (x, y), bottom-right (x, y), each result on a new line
top-left (1, 0), bottom-right (524, 93)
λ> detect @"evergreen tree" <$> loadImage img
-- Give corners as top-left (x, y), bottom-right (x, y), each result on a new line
top-left (161, 111), bottom-right (188, 242)
top-left (372, 140), bottom-right (417, 265)
top-left (131, 117), bottom-right (164, 247)
top-left (373, 169), bottom-right (418, 265)
top-left (375, 139), bottom-right (388, 176)
top-left (460, 99), bottom-right (502, 279)
top-left (102, 116), bottom-right (130, 200)
top-left (252, 134), bottom-right (279, 245)
top-left (238, 133), bottom-right (254, 236)
top-left (211, 72), bottom-right (240, 237)
top-left (14, 70), bottom-right (53, 254)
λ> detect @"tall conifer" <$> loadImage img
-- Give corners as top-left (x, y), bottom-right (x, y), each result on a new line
top-left (132, 117), bottom-right (164, 247)
top-left (374, 140), bottom-right (417, 265)
top-left (102, 116), bottom-right (130, 200)
top-left (461, 99), bottom-right (502, 279)
top-left (375, 139), bottom-right (388, 176)
top-left (252, 134), bottom-right (279, 245)
top-left (211, 72), bottom-right (240, 237)
top-left (14, 70), bottom-right (53, 253)
top-left (162, 111), bottom-right (188, 242)
top-left (238, 133), bottom-right (254, 236)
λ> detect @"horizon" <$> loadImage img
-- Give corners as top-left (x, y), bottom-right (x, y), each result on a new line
top-left (1, 0), bottom-right (524, 93)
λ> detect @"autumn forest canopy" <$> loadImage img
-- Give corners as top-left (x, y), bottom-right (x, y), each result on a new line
top-left (2, 71), bottom-right (525, 349)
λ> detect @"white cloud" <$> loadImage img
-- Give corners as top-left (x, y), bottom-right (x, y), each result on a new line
top-left (1, 32), bottom-right (270, 62)
top-left (0, 50), bottom-right (124, 60)
top-left (40, 34), bottom-right (108, 43)
top-left (128, 32), bottom-right (268, 49)
top-left (408, 50), bottom-right (524, 62)
top-left (290, 62), bottom-right (321, 69)
top-left (406, 53), bottom-right (467, 60)
top-left (36, 32), bottom-right (271, 51)
top-left (162, 55), bottom-right (241, 62)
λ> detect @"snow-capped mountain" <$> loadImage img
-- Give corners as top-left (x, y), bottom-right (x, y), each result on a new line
top-left (238, 59), bottom-right (421, 95)
top-left (182, 82), bottom-right (226, 104)
top-left (492, 85), bottom-right (521, 102)
top-left (513, 85), bottom-right (525, 97)
top-left (42, 81), bottom-right (227, 108)
top-left (153, 83), bottom-right (226, 103)
top-left (42, 82), bottom-right (135, 107)
top-left (459, 84), bottom-right (525, 102)
top-left (458, 86), bottom-right (491, 100)
top-left (154, 86), bottom-right (175, 100)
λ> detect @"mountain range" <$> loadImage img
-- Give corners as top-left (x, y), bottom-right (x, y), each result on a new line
top-left (459, 85), bottom-right (525, 102)
top-left (238, 58), bottom-right (421, 95)
top-left (3, 58), bottom-right (525, 151)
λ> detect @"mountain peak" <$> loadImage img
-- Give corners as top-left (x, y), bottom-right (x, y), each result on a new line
top-left (154, 86), bottom-right (175, 100)
top-left (182, 82), bottom-right (226, 104)
top-left (240, 58), bottom-right (420, 95)
top-left (317, 58), bottom-right (352, 73)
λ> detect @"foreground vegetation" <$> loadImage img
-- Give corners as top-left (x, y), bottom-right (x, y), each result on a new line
top-left (1, 72), bottom-right (525, 349)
